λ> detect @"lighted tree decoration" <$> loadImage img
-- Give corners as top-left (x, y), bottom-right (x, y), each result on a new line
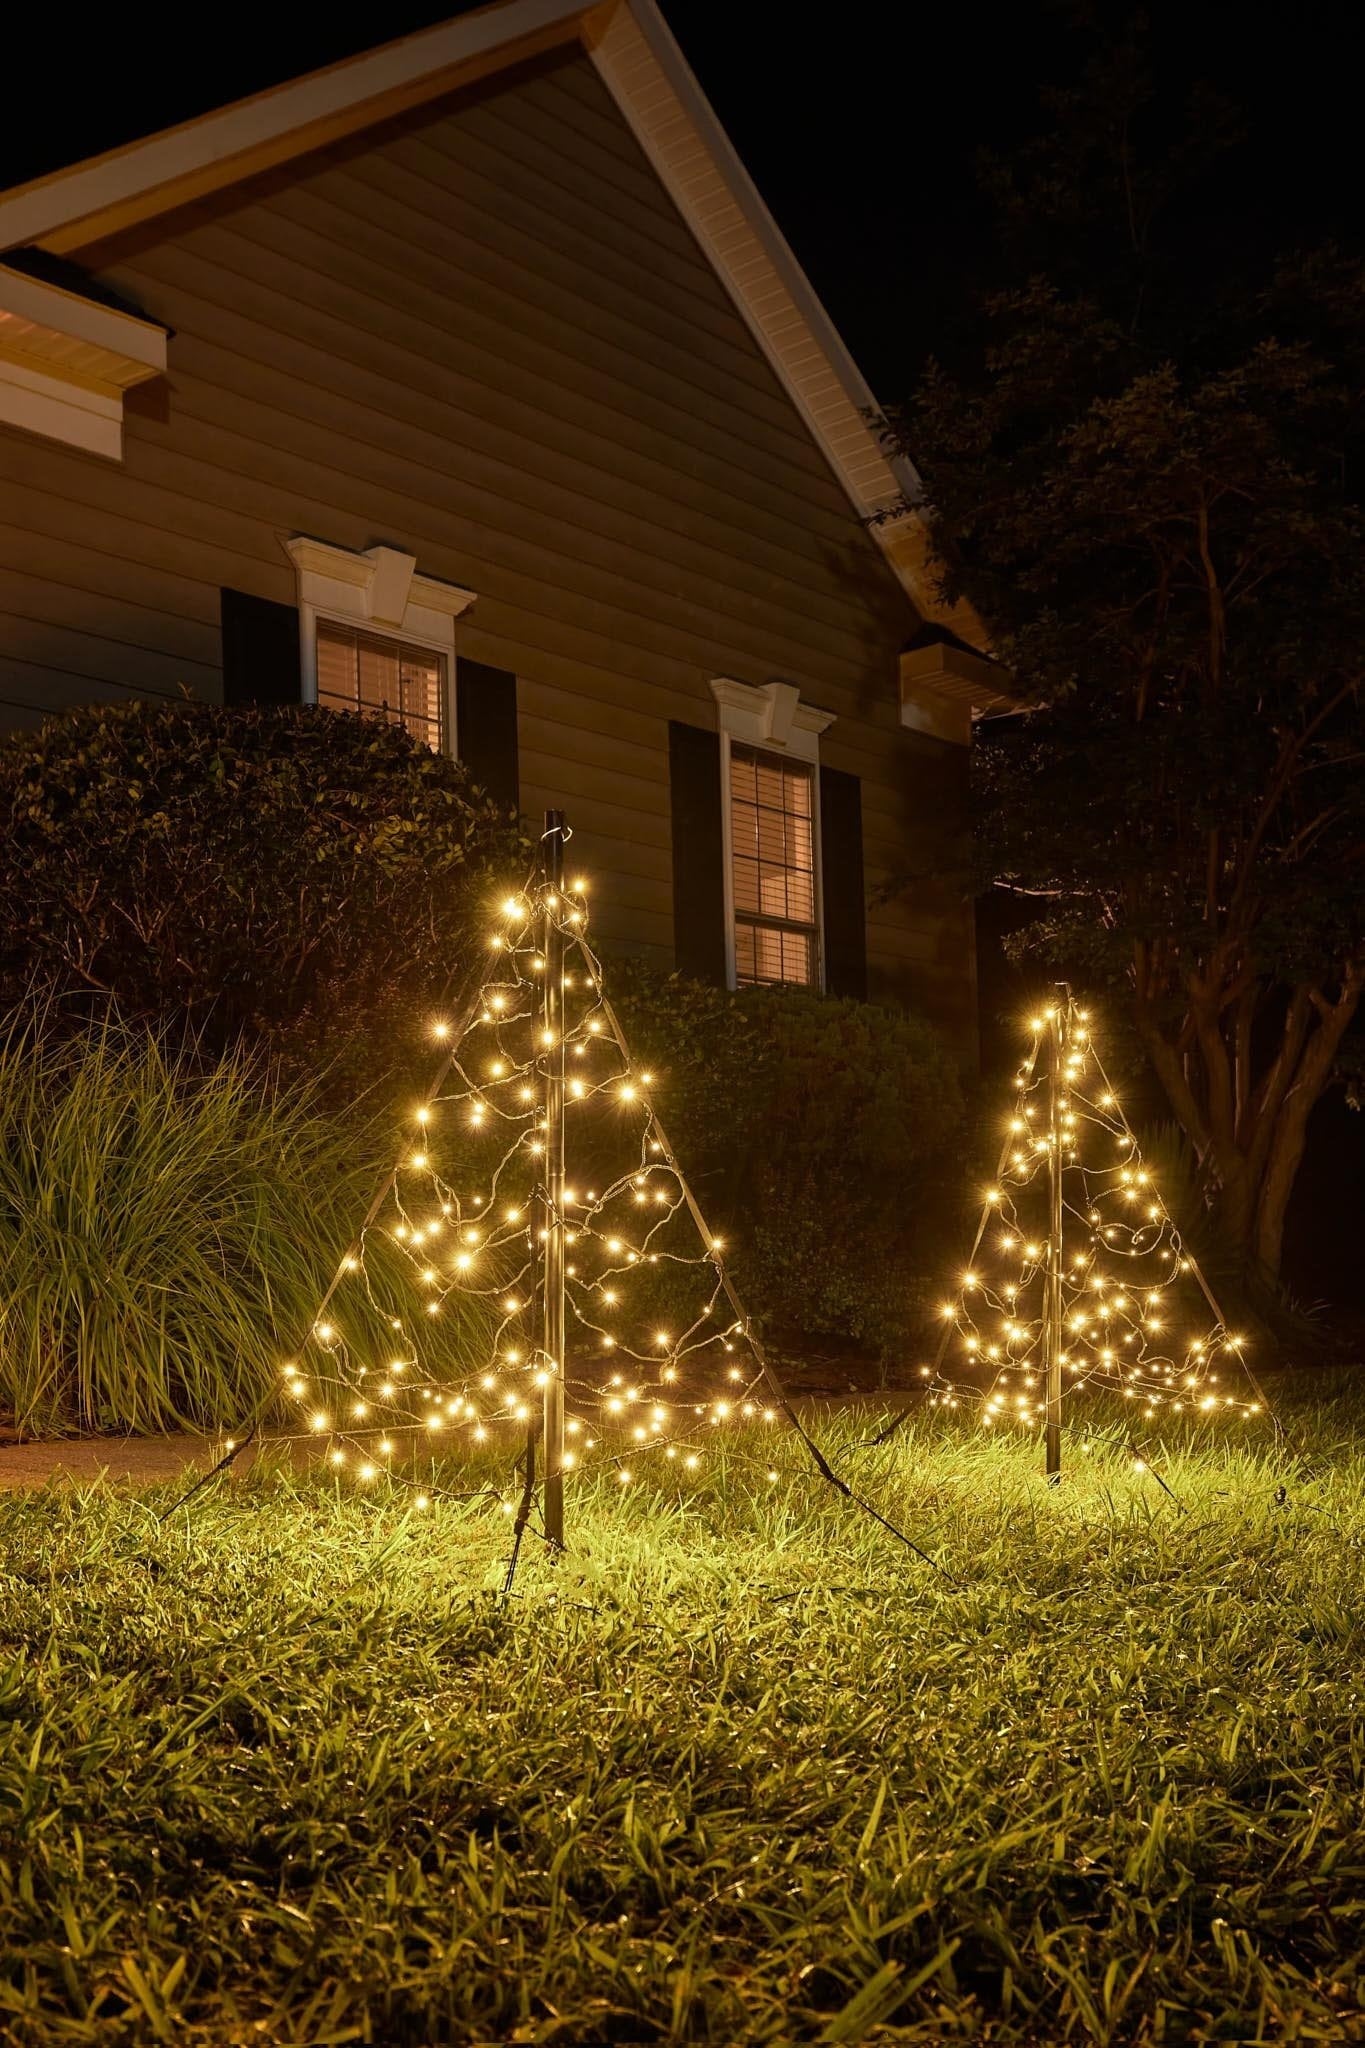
top-left (210, 812), bottom-right (928, 1569)
top-left (893, 992), bottom-right (1275, 1477)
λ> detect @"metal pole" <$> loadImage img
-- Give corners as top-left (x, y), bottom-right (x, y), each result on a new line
top-left (540, 810), bottom-right (567, 1550)
top-left (1044, 999), bottom-right (1065, 1482)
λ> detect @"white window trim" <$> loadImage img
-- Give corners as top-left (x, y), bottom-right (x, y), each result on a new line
top-left (709, 677), bottom-right (835, 993)
top-left (282, 535), bottom-right (477, 753)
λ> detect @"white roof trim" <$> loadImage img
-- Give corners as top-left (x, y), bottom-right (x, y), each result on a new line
top-left (591, 0), bottom-right (924, 533)
top-left (0, 267), bottom-right (166, 372)
top-left (0, 0), bottom-right (976, 627)
top-left (900, 643), bottom-right (1020, 745)
top-left (0, 266), bottom-right (167, 460)
top-left (0, 358), bottom-right (125, 461)
top-left (0, 0), bottom-right (588, 255)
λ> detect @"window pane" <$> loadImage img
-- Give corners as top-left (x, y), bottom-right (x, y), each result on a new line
top-left (733, 856), bottom-right (762, 914)
top-left (782, 930), bottom-right (813, 982)
top-left (752, 924), bottom-right (786, 983)
top-left (400, 649), bottom-right (444, 734)
top-left (758, 861), bottom-right (789, 916)
top-left (734, 919), bottom-right (814, 989)
top-left (755, 810), bottom-right (788, 862)
top-left (753, 759), bottom-right (787, 809)
top-left (316, 620), bottom-right (445, 751)
top-left (730, 751), bottom-right (758, 805)
top-left (785, 871), bottom-right (815, 923)
top-left (729, 741), bottom-right (818, 988)
top-left (731, 805), bottom-right (760, 862)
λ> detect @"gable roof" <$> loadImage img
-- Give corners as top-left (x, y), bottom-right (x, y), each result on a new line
top-left (0, 0), bottom-right (987, 650)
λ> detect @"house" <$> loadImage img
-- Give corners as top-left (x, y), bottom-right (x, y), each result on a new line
top-left (0, 0), bottom-right (1011, 1049)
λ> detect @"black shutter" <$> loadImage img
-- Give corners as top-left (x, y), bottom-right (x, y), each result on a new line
top-left (219, 588), bottom-right (300, 706)
top-left (819, 765), bottom-right (867, 1000)
top-left (456, 658), bottom-right (519, 809)
top-left (668, 720), bottom-right (727, 985)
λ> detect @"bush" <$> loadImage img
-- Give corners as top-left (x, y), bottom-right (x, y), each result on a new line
top-left (0, 1010), bottom-right (469, 1437)
top-left (0, 701), bottom-right (526, 1093)
top-left (605, 965), bottom-right (966, 1361)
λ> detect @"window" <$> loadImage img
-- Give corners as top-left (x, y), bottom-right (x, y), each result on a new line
top-left (283, 535), bottom-right (476, 755)
top-left (708, 676), bottom-right (834, 992)
top-left (316, 619), bottom-right (446, 750)
top-left (729, 743), bottom-right (819, 987)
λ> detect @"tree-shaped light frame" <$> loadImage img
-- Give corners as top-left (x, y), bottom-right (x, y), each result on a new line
top-left (263, 871), bottom-right (781, 1511)
top-left (924, 996), bottom-right (1268, 1435)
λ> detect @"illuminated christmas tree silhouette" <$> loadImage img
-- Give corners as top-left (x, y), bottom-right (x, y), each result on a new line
top-left (913, 991), bottom-right (1273, 1477)
top-left (224, 811), bottom-right (927, 1567)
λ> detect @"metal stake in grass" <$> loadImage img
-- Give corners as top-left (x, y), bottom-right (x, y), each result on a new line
top-left (1044, 996), bottom-right (1065, 1485)
top-left (540, 810), bottom-right (567, 1554)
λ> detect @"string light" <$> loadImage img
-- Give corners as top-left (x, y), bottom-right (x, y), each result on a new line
top-left (922, 995), bottom-right (1270, 1442)
top-left (219, 863), bottom-right (783, 1510)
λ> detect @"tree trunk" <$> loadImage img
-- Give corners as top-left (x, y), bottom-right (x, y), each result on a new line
top-left (1137, 960), bottom-right (1363, 1296)
top-left (1252, 1116), bottom-right (1306, 1285)
top-left (1211, 1163), bottom-right (1255, 1270)
top-left (1251, 964), bottom-right (1364, 1283)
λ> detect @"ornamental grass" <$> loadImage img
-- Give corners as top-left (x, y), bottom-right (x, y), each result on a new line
top-left (0, 1013), bottom-right (377, 1436)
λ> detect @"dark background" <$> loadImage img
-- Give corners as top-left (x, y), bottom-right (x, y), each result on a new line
top-left (5, 1), bottom-right (1360, 389)
top-left (3, 0), bottom-right (1361, 1309)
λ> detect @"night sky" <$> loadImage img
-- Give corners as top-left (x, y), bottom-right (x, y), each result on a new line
top-left (3, 2), bottom-right (1360, 399)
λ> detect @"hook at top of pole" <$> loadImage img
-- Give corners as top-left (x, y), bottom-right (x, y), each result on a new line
top-left (540, 809), bottom-right (570, 863)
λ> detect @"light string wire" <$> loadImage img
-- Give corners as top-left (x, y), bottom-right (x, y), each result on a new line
top-left (1079, 1031), bottom-right (1322, 1488)
top-left (870, 1029), bottom-right (1044, 1449)
top-left (156, 898), bottom-right (542, 1525)
top-left (1082, 1033), bottom-right (1282, 1437)
top-left (585, 967), bottom-right (952, 1577)
top-left (169, 843), bottom-right (946, 1574)
top-left (892, 992), bottom-right (1277, 1479)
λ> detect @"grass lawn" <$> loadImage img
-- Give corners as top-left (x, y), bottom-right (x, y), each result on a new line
top-left (2, 1397), bottom-right (1365, 2045)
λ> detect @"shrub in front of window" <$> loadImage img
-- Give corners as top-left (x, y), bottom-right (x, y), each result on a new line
top-left (0, 700), bottom-right (526, 1089)
top-left (605, 962), bottom-right (967, 1363)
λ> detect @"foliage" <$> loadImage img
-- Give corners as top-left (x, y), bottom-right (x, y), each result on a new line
top-left (0, 701), bottom-right (527, 1094)
top-left (0, 1011), bottom-right (489, 1437)
top-left (1, 1399), bottom-right (1364, 2042)
top-left (1134, 1120), bottom-right (1328, 1353)
top-left (890, 23), bottom-right (1365, 1294)
top-left (606, 964), bottom-right (965, 1357)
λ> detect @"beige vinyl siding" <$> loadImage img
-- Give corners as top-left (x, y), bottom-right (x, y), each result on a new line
top-left (0, 51), bottom-right (973, 1044)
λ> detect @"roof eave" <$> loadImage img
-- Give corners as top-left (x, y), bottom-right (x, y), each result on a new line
top-left (0, 0), bottom-right (591, 257)
top-left (0, 0), bottom-right (995, 648)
